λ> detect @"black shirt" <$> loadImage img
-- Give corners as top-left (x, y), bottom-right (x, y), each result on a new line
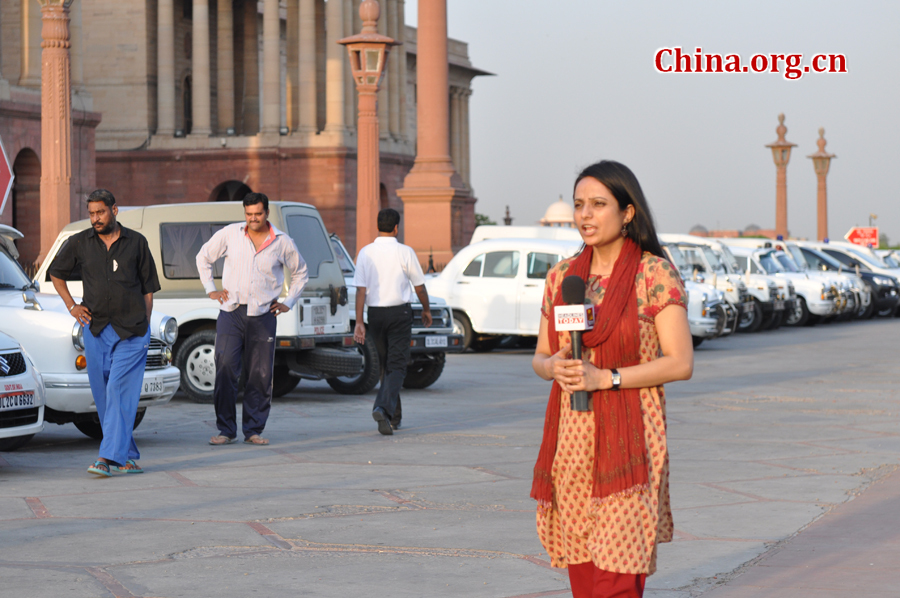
top-left (49, 225), bottom-right (161, 339)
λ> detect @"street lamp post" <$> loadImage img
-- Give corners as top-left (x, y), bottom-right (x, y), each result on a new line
top-left (807, 128), bottom-right (835, 241)
top-left (338, 0), bottom-right (397, 252)
top-left (765, 113), bottom-right (797, 240)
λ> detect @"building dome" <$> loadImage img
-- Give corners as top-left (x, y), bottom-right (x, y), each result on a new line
top-left (689, 224), bottom-right (709, 236)
top-left (744, 223), bottom-right (761, 234)
top-left (540, 196), bottom-right (575, 228)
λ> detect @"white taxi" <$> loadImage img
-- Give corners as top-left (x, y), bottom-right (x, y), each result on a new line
top-left (0, 331), bottom-right (45, 451)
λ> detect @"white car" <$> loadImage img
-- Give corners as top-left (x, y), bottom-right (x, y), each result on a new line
top-left (0, 331), bottom-right (45, 452)
top-left (425, 238), bottom-right (582, 351)
top-left (0, 224), bottom-right (181, 440)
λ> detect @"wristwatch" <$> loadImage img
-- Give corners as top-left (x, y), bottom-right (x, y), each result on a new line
top-left (610, 369), bottom-right (622, 390)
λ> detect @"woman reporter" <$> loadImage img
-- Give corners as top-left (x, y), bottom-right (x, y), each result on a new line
top-left (531, 160), bottom-right (693, 598)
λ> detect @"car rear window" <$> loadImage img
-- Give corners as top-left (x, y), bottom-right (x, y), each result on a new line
top-left (284, 214), bottom-right (333, 278)
top-left (527, 252), bottom-right (559, 279)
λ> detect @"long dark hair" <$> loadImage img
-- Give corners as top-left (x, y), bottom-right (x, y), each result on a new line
top-left (574, 160), bottom-right (665, 258)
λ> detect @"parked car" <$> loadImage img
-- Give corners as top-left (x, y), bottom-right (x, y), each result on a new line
top-left (33, 202), bottom-right (383, 401)
top-left (0, 331), bottom-right (45, 452)
top-left (0, 224), bottom-right (179, 440)
top-left (425, 238), bottom-right (582, 351)
top-left (328, 233), bottom-right (463, 389)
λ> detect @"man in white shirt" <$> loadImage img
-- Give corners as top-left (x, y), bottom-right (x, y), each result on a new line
top-left (353, 209), bottom-right (432, 435)
top-left (196, 193), bottom-right (308, 446)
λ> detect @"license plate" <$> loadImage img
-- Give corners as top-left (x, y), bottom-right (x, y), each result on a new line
top-left (742, 303), bottom-right (754, 313)
top-left (425, 336), bottom-right (448, 348)
top-left (312, 305), bottom-right (327, 326)
top-left (0, 391), bottom-right (35, 411)
top-left (774, 300), bottom-right (785, 310)
top-left (141, 378), bottom-right (163, 396)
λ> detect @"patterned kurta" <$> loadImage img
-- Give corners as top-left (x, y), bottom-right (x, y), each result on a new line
top-left (536, 253), bottom-right (687, 574)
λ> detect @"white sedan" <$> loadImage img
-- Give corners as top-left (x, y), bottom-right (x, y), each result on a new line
top-left (0, 331), bottom-right (45, 451)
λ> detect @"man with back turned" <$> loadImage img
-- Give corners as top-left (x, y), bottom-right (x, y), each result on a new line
top-left (353, 209), bottom-right (432, 435)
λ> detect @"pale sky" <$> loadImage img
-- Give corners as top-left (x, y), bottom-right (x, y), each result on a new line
top-left (407, 1), bottom-right (900, 244)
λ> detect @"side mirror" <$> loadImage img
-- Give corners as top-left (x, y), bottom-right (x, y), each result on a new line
top-left (23, 289), bottom-right (43, 311)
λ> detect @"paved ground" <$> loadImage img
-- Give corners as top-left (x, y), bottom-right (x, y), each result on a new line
top-left (1, 317), bottom-right (898, 598)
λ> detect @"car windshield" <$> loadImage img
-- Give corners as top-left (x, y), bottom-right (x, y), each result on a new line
top-left (759, 252), bottom-right (785, 273)
top-left (805, 247), bottom-right (842, 270)
top-left (679, 246), bottom-right (708, 274)
top-left (883, 253), bottom-right (900, 268)
top-left (0, 246), bottom-right (33, 289)
top-left (717, 244), bottom-right (742, 274)
top-left (843, 246), bottom-right (888, 269)
top-left (664, 244), bottom-right (689, 271)
top-left (786, 246), bottom-right (809, 271)
top-left (775, 252), bottom-right (801, 272)
top-left (701, 246), bottom-right (728, 273)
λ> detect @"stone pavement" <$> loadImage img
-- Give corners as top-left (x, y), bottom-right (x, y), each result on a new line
top-left (0, 318), bottom-right (898, 597)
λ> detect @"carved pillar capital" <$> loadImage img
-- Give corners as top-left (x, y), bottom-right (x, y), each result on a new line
top-left (38, 0), bottom-right (74, 7)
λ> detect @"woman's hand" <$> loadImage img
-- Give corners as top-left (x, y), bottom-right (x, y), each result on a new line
top-left (562, 362), bottom-right (613, 394)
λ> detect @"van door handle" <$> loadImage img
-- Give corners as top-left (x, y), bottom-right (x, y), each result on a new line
top-left (456, 281), bottom-right (469, 284)
top-left (524, 284), bottom-right (538, 288)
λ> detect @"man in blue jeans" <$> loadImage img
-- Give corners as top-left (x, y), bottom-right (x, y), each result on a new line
top-left (196, 193), bottom-right (308, 446)
top-left (50, 189), bottom-right (160, 476)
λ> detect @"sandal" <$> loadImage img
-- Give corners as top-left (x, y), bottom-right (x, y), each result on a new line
top-left (209, 435), bottom-right (237, 445)
top-left (87, 460), bottom-right (112, 477)
top-left (244, 435), bottom-right (270, 445)
top-left (117, 459), bottom-right (143, 474)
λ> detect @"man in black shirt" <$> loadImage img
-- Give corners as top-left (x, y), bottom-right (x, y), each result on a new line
top-left (49, 189), bottom-right (161, 477)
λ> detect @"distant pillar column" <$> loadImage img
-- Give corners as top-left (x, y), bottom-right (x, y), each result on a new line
top-left (343, 0), bottom-right (356, 129)
top-left (461, 88), bottom-right (471, 186)
top-left (397, 0), bottom-right (474, 265)
top-left (397, 0), bottom-right (408, 141)
top-left (298, 0), bottom-right (317, 132)
top-left (765, 113), bottom-right (796, 239)
top-left (217, 0), bottom-right (235, 133)
top-left (376, 2), bottom-right (389, 140)
top-left (261, 0), bottom-right (280, 133)
top-left (38, 0), bottom-right (73, 265)
top-left (191, 0), bottom-right (212, 136)
top-left (241, 0), bottom-right (260, 134)
top-left (325, 0), bottom-right (346, 132)
top-left (808, 128), bottom-right (836, 241)
top-left (20, 0), bottom-right (44, 87)
top-left (449, 87), bottom-right (461, 172)
top-left (69, 0), bottom-right (83, 90)
top-left (157, 0), bottom-right (176, 135)
top-left (386, 0), bottom-right (400, 138)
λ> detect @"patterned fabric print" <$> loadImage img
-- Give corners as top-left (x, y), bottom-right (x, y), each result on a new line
top-left (536, 253), bottom-right (686, 573)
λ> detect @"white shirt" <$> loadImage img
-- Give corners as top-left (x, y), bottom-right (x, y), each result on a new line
top-left (353, 237), bottom-right (425, 307)
top-left (196, 222), bottom-right (309, 316)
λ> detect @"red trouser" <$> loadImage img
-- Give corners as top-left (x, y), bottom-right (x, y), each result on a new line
top-left (567, 562), bottom-right (646, 598)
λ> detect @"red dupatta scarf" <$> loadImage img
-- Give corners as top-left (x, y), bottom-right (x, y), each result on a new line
top-left (531, 238), bottom-right (649, 509)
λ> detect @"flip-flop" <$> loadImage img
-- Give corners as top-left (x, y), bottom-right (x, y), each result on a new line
top-left (209, 435), bottom-right (237, 445)
top-left (116, 459), bottom-right (144, 474)
top-left (87, 460), bottom-right (112, 477)
top-left (244, 435), bottom-right (270, 445)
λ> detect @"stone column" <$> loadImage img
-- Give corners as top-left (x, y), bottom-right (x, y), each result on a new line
top-left (808, 128), bottom-right (835, 241)
top-left (69, 0), bottom-right (83, 89)
top-left (20, 0), bottom-right (44, 86)
top-left (397, 0), bottom-right (474, 265)
top-left (286, 0), bottom-right (299, 131)
top-left (765, 114), bottom-right (796, 240)
top-left (261, 0), bottom-right (280, 133)
top-left (38, 0), bottom-right (73, 265)
top-left (397, 0), bottom-right (407, 141)
top-left (449, 87), bottom-right (460, 173)
top-left (298, 0), bottom-right (317, 132)
top-left (157, 0), bottom-right (176, 135)
top-left (191, 0), bottom-right (212, 136)
top-left (343, 0), bottom-right (356, 129)
top-left (216, 0), bottom-right (235, 133)
top-left (325, 0), bottom-right (346, 131)
top-left (461, 88), bottom-right (471, 186)
top-left (376, 5), bottom-right (388, 139)
top-left (386, 0), bottom-right (400, 138)
top-left (241, 0), bottom-right (260, 134)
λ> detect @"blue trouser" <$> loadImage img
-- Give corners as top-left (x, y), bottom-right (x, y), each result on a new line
top-left (83, 323), bottom-right (150, 466)
top-left (214, 305), bottom-right (277, 439)
top-left (368, 303), bottom-right (412, 423)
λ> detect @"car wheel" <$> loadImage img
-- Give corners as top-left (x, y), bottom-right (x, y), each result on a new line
top-left (403, 353), bottom-right (446, 389)
top-left (691, 336), bottom-right (704, 348)
top-left (272, 365), bottom-right (300, 398)
top-left (175, 329), bottom-right (217, 403)
top-left (73, 408), bottom-right (146, 441)
top-left (0, 435), bottom-right (35, 452)
top-left (737, 300), bottom-right (763, 333)
top-left (471, 336), bottom-right (503, 352)
top-left (876, 304), bottom-right (895, 317)
top-left (326, 336), bottom-right (380, 395)
top-left (784, 297), bottom-right (810, 326)
top-left (452, 312), bottom-right (474, 351)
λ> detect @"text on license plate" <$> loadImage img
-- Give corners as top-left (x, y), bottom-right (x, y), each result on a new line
top-left (141, 379), bottom-right (163, 396)
top-left (312, 305), bottom-right (327, 326)
top-left (425, 336), bottom-right (448, 348)
top-left (0, 391), bottom-right (35, 411)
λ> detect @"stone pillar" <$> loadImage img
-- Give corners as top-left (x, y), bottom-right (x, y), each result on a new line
top-left (191, 0), bottom-right (212, 136)
top-left (69, 0), bottom-right (83, 89)
top-left (298, 0), bottom-right (317, 132)
top-left (449, 87), bottom-right (460, 173)
top-left (325, 0), bottom-right (346, 131)
top-left (808, 128), bottom-right (835, 241)
top-left (343, 0), bottom-right (356, 129)
top-left (376, 6), bottom-right (388, 140)
top-left (397, 0), bottom-right (407, 141)
top-left (38, 0), bottom-right (73, 265)
top-left (397, 0), bottom-right (474, 265)
top-left (386, 0), bottom-right (400, 138)
top-left (461, 88), bottom-right (471, 186)
top-left (20, 0), bottom-right (44, 86)
top-left (286, 0), bottom-right (299, 131)
top-left (157, 0), bottom-right (176, 135)
top-left (216, 0), bottom-right (235, 133)
top-left (241, 0), bottom-right (260, 134)
top-left (765, 114), bottom-right (796, 240)
top-left (261, 0), bottom-right (280, 133)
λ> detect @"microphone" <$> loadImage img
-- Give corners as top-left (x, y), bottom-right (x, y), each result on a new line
top-left (555, 275), bottom-right (594, 412)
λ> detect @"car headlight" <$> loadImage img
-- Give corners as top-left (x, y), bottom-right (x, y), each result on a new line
top-left (72, 321), bottom-right (85, 351)
top-left (159, 316), bottom-right (178, 345)
top-left (872, 276), bottom-right (892, 287)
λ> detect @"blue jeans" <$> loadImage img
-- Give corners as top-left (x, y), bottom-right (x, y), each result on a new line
top-left (83, 324), bottom-right (150, 466)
